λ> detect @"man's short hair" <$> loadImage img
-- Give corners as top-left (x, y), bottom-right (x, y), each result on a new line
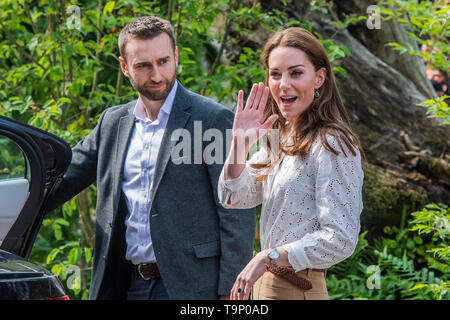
top-left (118, 16), bottom-right (176, 61)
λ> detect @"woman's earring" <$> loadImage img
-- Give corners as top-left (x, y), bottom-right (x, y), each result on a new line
top-left (314, 90), bottom-right (319, 98)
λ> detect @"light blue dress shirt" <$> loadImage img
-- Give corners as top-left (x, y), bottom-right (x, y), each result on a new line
top-left (122, 81), bottom-right (178, 265)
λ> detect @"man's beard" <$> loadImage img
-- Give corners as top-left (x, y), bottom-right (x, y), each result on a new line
top-left (129, 74), bottom-right (176, 101)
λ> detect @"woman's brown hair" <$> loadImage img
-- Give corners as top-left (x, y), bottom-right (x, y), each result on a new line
top-left (252, 27), bottom-right (365, 180)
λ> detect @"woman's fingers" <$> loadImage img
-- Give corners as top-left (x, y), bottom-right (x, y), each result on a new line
top-left (238, 82), bottom-right (269, 113)
top-left (245, 83), bottom-right (258, 110)
top-left (230, 273), bottom-right (241, 300)
top-left (231, 267), bottom-right (249, 300)
top-left (257, 86), bottom-right (270, 111)
top-left (231, 257), bottom-right (266, 300)
top-left (236, 90), bottom-right (244, 113)
top-left (232, 280), bottom-right (243, 300)
top-left (234, 277), bottom-right (248, 300)
top-left (246, 82), bottom-right (268, 110)
top-left (238, 273), bottom-right (257, 300)
top-left (242, 279), bottom-right (252, 300)
top-left (261, 114), bottom-right (278, 129)
top-left (251, 83), bottom-right (264, 110)
top-left (233, 83), bottom-right (271, 145)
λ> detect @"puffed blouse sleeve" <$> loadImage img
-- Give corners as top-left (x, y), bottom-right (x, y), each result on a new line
top-left (218, 147), bottom-right (268, 209)
top-left (282, 135), bottom-right (364, 271)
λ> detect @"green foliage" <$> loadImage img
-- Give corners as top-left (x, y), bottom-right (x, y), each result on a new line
top-left (1, 0), bottom-right (446, 302)
top-left (417, 95), bottom-right (450, 125)
top-left (326, 231), bottom-right (383, 300)
top-left (373, 205), bottom-right (437, 265)
top-left (378, 0), bottom-right (449, 72)
top-left (313, 32), bottom-right (351, 77)
top-left (409, 203), bottom-right (449, 298)
top-left (410, 203), bottom-right (449, 241)
top-left (310, 0), bottom-right (368, 31)
top-left (374, 246), bottom-right (445, 300)
top-left (0, 0), bottom-right (353, 299)
top-left (168, 0), bottom-right (286, 100)
top-left (327, 205), bottom-right (449, 300)
top-left (29, 193), bottom-right (93, 299)
top-left (0, 136), bottom-right (25, 179)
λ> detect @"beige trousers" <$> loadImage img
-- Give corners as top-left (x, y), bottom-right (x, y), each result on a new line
top-left (251, 269), bottom-right (329, 300)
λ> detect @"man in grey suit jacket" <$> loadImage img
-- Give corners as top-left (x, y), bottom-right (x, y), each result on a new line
top-left (46, 16), bottom-right (255, 300)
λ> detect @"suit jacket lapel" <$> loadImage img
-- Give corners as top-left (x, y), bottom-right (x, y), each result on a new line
top-left (150, 83), bottom-right (191, 203)
top-left (112, 101), bottom-right (136, 216)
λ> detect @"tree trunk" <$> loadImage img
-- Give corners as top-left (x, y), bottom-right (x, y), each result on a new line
top-left (332, 0), bottom-right (436, 98)
top-left (76, 189), bottom-right (95, 248)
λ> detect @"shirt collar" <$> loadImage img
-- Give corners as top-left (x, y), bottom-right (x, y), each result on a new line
top-left (133, 80), bottom-right (178, 123)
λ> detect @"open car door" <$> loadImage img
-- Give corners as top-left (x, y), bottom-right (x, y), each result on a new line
top-left (0, 115), bottom-right (71, 258)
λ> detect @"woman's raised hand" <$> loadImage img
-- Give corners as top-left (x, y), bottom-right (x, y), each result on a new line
top-left (233, 82), bottom-right (278, 150)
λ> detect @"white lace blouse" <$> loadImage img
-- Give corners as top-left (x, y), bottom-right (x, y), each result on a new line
top-left (218, 134), bottom-right (364, 271)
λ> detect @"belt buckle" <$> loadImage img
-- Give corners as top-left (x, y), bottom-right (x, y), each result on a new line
top-left (138, 264), bottom-right (152, 281)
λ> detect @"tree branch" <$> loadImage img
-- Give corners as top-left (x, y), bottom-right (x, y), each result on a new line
top-left (0, 73), bottom-right (28, 100)
top-left (175, 0), bottom-right (183, 41)
top-left (200, 1), bottom-right (237, 95)
top-left (4, 31), bottom-right (48, 74)
top-left (168, 0), bottom-right (174, 22)
top-left (22, 0), bottom-right (39, 34)
top-left (115, 68), bottom-right (123, 97)
top-left (89, 0), bottom-right (104, 95)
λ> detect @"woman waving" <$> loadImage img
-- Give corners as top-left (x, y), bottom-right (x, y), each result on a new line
top-left (219, 27), bottom-right (365, 300)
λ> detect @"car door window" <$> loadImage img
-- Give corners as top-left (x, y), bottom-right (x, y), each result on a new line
top-left (0, 136), bottom-right (30, 246)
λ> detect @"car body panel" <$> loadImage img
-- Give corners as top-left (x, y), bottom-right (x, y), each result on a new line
top-left (0, 249), bottom-right (67, 300)
top-left (0, 179), bottom-right (29, 247)
top-left (0, 115), bottom-right (72, 258)
top-left (0, 116), bottom-right (72, 300)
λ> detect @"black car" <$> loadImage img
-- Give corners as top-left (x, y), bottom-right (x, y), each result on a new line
top-left (0, 115), bottom-right (71, 300)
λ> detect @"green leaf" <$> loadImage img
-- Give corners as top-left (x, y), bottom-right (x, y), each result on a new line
top-left (333, 66), bottom-right (347, 77)
top-left (58, 97), bottom-right (71, 104)
top-left (413, 236), bottom-right (423, 245)
top-left (55, 218), bottom-right (70, 226)
top-left (68, 247), bottom-right (82, 265)
top-left (54, 228), bottom-right (62, 240)
top-left (105, 16), bottom-right (117, 29)
top-left (406, 239), bottom-right (415, 249)
top-left (46, 248), bottom-right (61, 264)
top-left (411, 284), bottom-right (428, 291)
top-left (103, 1), bottom-right (116, 16)
top-left (62, 241), bottom-right (80, 249)
top-left (286, 20), bottom-right (301, 27)
top-left (63, 44), bottom-right (74, 57)
top-left (85, 247), bottom-right (92, 263)
top-left (51, 263), bottom-right (63, 276)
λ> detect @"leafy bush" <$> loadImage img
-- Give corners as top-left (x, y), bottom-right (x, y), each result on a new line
top-left (0, 0), bottom-right (293, 299)
top-left (0, 0), bottom-right (350, 299)
top-left (327, 204), bottom-right (449, 300)
top-left (379, 0), bottom-right (449, 73)
top-left (409, 203), bottom-right (449, 299)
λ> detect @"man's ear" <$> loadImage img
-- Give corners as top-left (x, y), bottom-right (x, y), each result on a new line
top-left (315, 67), bottom-right (326, 89)
top-left (119, 56), bottom-right (129, 77)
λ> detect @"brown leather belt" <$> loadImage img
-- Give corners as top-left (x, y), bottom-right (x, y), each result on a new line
top-left (266, 265), bottom-right (327, 290)
top-left (136, 263), bottom-right (160, 281)
top-left (309, 268), bottom-right (327, 274)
